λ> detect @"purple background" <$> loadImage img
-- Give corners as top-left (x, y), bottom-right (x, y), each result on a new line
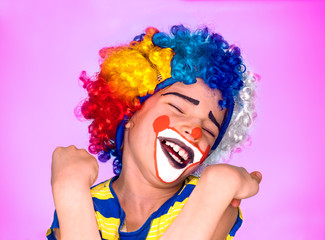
top-left (1, 0), bottom-right (325, 239)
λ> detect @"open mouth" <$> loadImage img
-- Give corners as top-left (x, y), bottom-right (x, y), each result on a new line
top-left (158, 137), bottom-right (194, 169)
top-left (155, 127), bottom-right (204, 183)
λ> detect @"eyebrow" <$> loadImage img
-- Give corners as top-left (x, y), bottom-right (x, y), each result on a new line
top-left (209, 111), bottom-right (221, 132)
top-left (161, 92), bottom-right (200, 105)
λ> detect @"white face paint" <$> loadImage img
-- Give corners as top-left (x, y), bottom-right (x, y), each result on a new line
top-left (155, 128), bottom-right (207, 183)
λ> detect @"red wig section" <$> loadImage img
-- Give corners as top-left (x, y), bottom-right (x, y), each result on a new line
top-left (79, 71), bottom-right (141, 154)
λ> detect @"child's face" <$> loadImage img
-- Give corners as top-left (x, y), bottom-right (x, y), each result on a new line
top-left (123, 78), bottom-right (226, 184)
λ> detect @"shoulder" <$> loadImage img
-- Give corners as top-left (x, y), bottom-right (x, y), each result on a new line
top-left (90, 178), bottom-right (121, 239)
top-left (91, 178), bottom-right (114, 200)
top-left (91, 178), bottom-right (120, 218)
top-left (176, 175), bottom-right (199, 200)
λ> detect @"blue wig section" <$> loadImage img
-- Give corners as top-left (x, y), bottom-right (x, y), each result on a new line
top-left (152, 25), bottom-right (245, 106)
top-left (104, 115), bottom-right (133, 175)
top-left (211, 100), bottom-right (234, 151)
top-left (108, 25), bottom-right (246, 175)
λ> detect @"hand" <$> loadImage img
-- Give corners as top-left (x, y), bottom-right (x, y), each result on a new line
top-left (211, 164), bottom-right (261, 200)
top-left (51, 145), bottom-right (99, 188)
top-left (201, 164), bottom-right (262, 204)
top-left (230, 171), bottom-right (262, 207)
top-left (51, 146), bottom-right (101, 240)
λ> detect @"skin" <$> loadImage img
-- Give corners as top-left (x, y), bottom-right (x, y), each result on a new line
top-left (160, 165), bottom-right (261, 239)
top-left (51, 146), bottom-right (101, 240)
top-left (51, 79), bottom-right (262, 239)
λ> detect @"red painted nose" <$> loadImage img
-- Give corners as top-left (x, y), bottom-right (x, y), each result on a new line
top-left (191, 127), bottom-right (202, 139)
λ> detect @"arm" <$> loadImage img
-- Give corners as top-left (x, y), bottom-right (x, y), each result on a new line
top-left (161, 164), bottom-right (262, 240)
top-left (51, 146), bottom-right (101, 240)
top-left (211, 205), bottom-right (239, 240)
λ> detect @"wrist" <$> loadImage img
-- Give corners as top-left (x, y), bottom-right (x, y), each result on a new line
top-left (52, 174), bottom-right (91, 191)
top-left (51, 164), bottom-right (95, 188)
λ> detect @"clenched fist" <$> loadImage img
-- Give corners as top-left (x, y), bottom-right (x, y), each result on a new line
top-left (51, 145), bottom-right (99, 188)
top-left (50, 146), bottom-right (101, 240)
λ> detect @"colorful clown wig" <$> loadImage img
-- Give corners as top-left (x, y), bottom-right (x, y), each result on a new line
top-left (77, 25), bottom-right (258, 175)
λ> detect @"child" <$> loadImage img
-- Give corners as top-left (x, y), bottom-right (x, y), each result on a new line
top-left (47, 25), bottom-right (261, 240)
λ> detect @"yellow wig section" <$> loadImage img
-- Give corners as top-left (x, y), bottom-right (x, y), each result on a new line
top-left (99, 27), bottom-right (174, 101)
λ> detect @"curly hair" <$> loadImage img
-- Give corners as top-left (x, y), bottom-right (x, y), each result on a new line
top-left (76, 24), bottom-right (257, 175)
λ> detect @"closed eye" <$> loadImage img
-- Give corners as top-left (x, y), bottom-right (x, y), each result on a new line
top-left (168, 103), bottom-right (184, 114)
top-left (203, 128), bottom-right (215, 138)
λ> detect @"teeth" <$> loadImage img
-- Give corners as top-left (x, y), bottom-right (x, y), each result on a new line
top-left (179, 149), bottom-right (186, 157)
top-left (173, 145), bottom-right (180, 153)
top-left (178, 149), bottom-right (189, 161)
top-left (163, 140), bottom-right (189, 162)
top-left (166, 141), bottom-right (175, 148)
top-left (171, 153), bottom-right (182, 163)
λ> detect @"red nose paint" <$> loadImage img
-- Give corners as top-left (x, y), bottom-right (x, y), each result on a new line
top-left (153, 115), bottom-right (170, 133)
top-left (191, 127), bottom-right (202, 139)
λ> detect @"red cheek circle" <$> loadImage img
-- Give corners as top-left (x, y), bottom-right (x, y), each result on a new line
top-left (153, 115), bottom-right (170, 133)
top-left (191, 127), bottom-right (202, 139)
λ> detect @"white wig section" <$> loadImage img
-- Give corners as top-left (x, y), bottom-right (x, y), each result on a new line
top-left (193, 70), bottom-right (259, 176)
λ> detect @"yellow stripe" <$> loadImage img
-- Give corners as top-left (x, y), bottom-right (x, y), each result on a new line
top-left (185, 175), bottom-right (199, 185)
top-left (91, 180), bottom-right (114, 200)
top-left (92, 176), bottom-right (199, 240)
top-left (147, 199), bottom-right (188, 238)
top-left (95, 211), bottom-right (120, 240)
top-left (46, 228), bottom-right (51, 236)
top-left (238, 207), bottom-right (243, 220)
top-left (146, 176), bottom-right (199, 239)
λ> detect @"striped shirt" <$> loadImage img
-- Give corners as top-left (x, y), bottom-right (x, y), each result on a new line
top-left (47, 175), bottom-right (242, 239)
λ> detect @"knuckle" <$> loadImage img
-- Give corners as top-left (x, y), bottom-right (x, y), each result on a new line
top-left (80, 148), bottom-right (88, 154)
top-left (52, 146), bottom-right (63, 157)
top-left (67, 145), bottom-right (78, 150)
top-left (53, 146), bottom-right (63, 153)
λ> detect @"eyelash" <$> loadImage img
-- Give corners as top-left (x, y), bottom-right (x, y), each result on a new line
top-left (168, 103), bottom-right (215, 138)
top-left (168, 103), bottom-right (184, 114)
top-left (203, 128), bottom-right (215, 138)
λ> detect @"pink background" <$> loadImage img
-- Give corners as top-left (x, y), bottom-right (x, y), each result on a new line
top-left (1, 0), bottom-right (325, 239)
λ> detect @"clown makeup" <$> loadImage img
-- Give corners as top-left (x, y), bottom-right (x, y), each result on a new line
top-left (122, 79), bottom-right (226, 185)
top-left (153, 115), bottom-right (210, 183)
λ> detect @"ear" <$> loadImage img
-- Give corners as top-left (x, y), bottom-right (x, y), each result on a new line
top-left (125, 119), bottom-right (134, 129)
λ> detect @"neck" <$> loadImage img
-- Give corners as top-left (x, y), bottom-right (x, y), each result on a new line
top-left (113, 142), bottom-right (183, 209)
top-left (111, 162), bottom-right (183, 231)
top-left (112, 168), bottom-right (182, 211)
top-left (112, 135), bottom-right (185, 231)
